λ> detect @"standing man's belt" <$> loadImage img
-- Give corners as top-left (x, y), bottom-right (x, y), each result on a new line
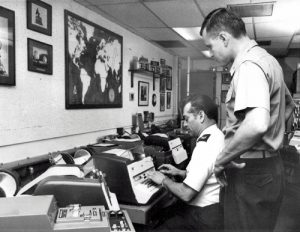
top-left (240, 150), bottom-right (278, 159)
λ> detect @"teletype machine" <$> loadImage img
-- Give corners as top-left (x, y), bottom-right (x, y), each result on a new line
top-left (87, 144), bottom-right (164, 205)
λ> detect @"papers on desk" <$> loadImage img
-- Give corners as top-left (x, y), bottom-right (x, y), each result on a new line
top-left (114, 137), bottom-right (141, 142)
top-left (152, 133), bottom-right (168, 138)
top-left (103, 149), bottom-right (134, 160)
top-left (93, 143), bottom-right (118, 147)
top-left (289, 130), bottom-right (300, 147)
top-left (168, 138), bottom-right (188, 164)
top-left (16, 165), bottom-right (84, 196)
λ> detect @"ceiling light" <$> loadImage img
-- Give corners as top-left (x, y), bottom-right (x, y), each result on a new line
top-left (227, 2), bottom-right (274, 17)
top-left (201, 50), bottom-right (212, 58)
top-left (172, 27), bottom-right (202, 41)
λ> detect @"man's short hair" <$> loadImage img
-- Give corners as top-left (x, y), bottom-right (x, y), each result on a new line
top-left (184, 94), bottom-right (218, 123)
top-left (200, 8), bottom-right (246, 38)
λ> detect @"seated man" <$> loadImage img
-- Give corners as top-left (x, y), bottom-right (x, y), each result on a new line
top-left (148, 94), bottom-right (224, 231)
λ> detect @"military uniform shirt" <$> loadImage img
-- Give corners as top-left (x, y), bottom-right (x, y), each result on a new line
top-left (183, 124), bottom-right (225, 207)
top-left (225, 40), bottom-right (294, 151)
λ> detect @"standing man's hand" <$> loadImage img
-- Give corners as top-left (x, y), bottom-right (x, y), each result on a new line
top-left (214, 163), bottom-right (227, 187)
top-left (214, 161), bottom-right (246, 187)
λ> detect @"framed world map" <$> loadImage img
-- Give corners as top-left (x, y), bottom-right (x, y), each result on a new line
top-left (64, 10), bottom-right (123, 109)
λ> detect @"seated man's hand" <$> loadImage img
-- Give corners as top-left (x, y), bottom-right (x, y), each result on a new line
top-left (147, 171), bottom-right (166, 185)
top-left (158, 164), bottom-right (179, 176)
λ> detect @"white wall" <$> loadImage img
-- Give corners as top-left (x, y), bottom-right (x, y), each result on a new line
top-left (0, 0), bottom-right (178, 165)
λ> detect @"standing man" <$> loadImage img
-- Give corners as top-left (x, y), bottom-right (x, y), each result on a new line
top-left (200, 8), bottom-right (295, 232)
top-left (148, 94), bottom-right (224, 231)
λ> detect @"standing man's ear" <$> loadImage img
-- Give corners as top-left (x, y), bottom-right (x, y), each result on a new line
top-left (219, 31), bottom-right (230, 47)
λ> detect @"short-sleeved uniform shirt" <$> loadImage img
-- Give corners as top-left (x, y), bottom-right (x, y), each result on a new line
top-left (183, 124), bottom-right (225, 207)
top-left (224, 40), bottom-right (294, 151)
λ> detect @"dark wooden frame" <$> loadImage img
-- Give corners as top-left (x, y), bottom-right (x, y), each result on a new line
top-left (160, 93), bottom-right (165, 111)
top-left (160, 77), bottom-right (166, 93)
top-left (0, 6), bottom-right (15, 85)
top-left (152, 93), bottom-right (157, 106)
top-left (138, 81), bottom-right (149, 106)
top-left (166, 76), bottom-right (172, 90)
top-left (65, 10), bottom-right (123, 109)
top-left (28, 38), bottom-right (53, 75)
top-left (167, 92), bottom-right (171, 109)
top-left (27, 0), bottom-right (52, 36)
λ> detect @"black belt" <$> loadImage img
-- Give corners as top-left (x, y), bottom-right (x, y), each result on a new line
top-left (240, 150), bottom-right (278, 159)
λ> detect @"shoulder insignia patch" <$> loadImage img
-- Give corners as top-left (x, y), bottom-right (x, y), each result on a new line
top-left (197, 134), bottom-right (211, 143)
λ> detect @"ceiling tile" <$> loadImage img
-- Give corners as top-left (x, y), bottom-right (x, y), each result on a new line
top-left (145, 0), bottom-right (204, 27)
top-left (189, 40), bottom-right (207, 51)
top-left (255, 21), bottom-right (295, 38)
top-left (169, 47), bottom-right (206, 59)
top-left (195, 0), bottom-right (250, 16)
top-left (154, 40), bottom-right (186, 48)
top-left (86, 0), bottom-right (139, 4)
top-left (134, 27), bottom-right (182, 41)
top-left (253, 0), bottom-right (300, 23)
top-left (97, 2), bottom-right (165, 28)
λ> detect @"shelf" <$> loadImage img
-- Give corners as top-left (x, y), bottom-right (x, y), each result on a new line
top-left (129, 69), bottom-right (161, 90)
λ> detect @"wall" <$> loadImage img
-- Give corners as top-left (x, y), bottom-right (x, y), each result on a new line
top-left (0, 0), bottom-right (178, 165)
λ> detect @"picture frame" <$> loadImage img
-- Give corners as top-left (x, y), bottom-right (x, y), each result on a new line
top-left (221, 90), bottom-right (228, 103)
top-left (152, 93), bottom-right (157, 107)
top-left (166, 76), bottom-right (172, 90)
top-left (65, 10), bottom-right (123, 109)
top-left (160, 93), bottom-right (165, 112)
top-left (27, 0), bottom-right (52, 36)
top-left (167, 92), bottom-right (171, 109)
top-left (221, 72), bottom-right (232, 85)
top-left (0, 6), bottom-right (15, 86)
top-left (138, 81), bottom-right (149, 106)
top-left (27, 38), bottom-right (52, 75)
top-left (160, 77), bottom-right (166, 93)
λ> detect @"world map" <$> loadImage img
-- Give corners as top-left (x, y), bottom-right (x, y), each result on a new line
top-left (66, 14), bottom-right (122, 107)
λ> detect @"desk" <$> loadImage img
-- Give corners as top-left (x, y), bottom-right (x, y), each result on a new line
top-left (120, 189), bottom-right (176, 225)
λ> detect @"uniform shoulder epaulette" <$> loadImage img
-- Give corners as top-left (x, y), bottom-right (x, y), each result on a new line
top-left (197, 134), bottom-right (211, 143)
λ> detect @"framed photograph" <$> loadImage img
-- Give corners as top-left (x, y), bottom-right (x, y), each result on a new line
top-left (167, 92), bottom-right (171, 109)
top-left (138, 81), bottom-right (149, 106)
top-left (221, 90), bottom-right (228, 103)
top-left (27, 0), bottom-right (52, 36)
top-left (222, 72), bottom-right (232, 85)
top-left (28, 38), bottom-right (52, 74)
top-left (152, 93), bottom-right (157, 107)
top-left (160, 93), bottom-right (165, 112)
top-left (65, 10), bottom-right (123, 109)
top-left (166, 76), bottom-right (172, 90)
top-left (129, 93), bottom-right (134, 101)
top-left (0, 6), bottom-right (15, 86)
top-left (160, 77), bottom-right (166, 93)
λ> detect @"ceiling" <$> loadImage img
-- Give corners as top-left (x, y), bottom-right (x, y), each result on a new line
top-left (74, 0), bottom-right (300, 60)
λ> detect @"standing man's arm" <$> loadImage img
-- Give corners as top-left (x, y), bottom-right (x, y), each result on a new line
top-left (214, 107), bottom-right (270, 178)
